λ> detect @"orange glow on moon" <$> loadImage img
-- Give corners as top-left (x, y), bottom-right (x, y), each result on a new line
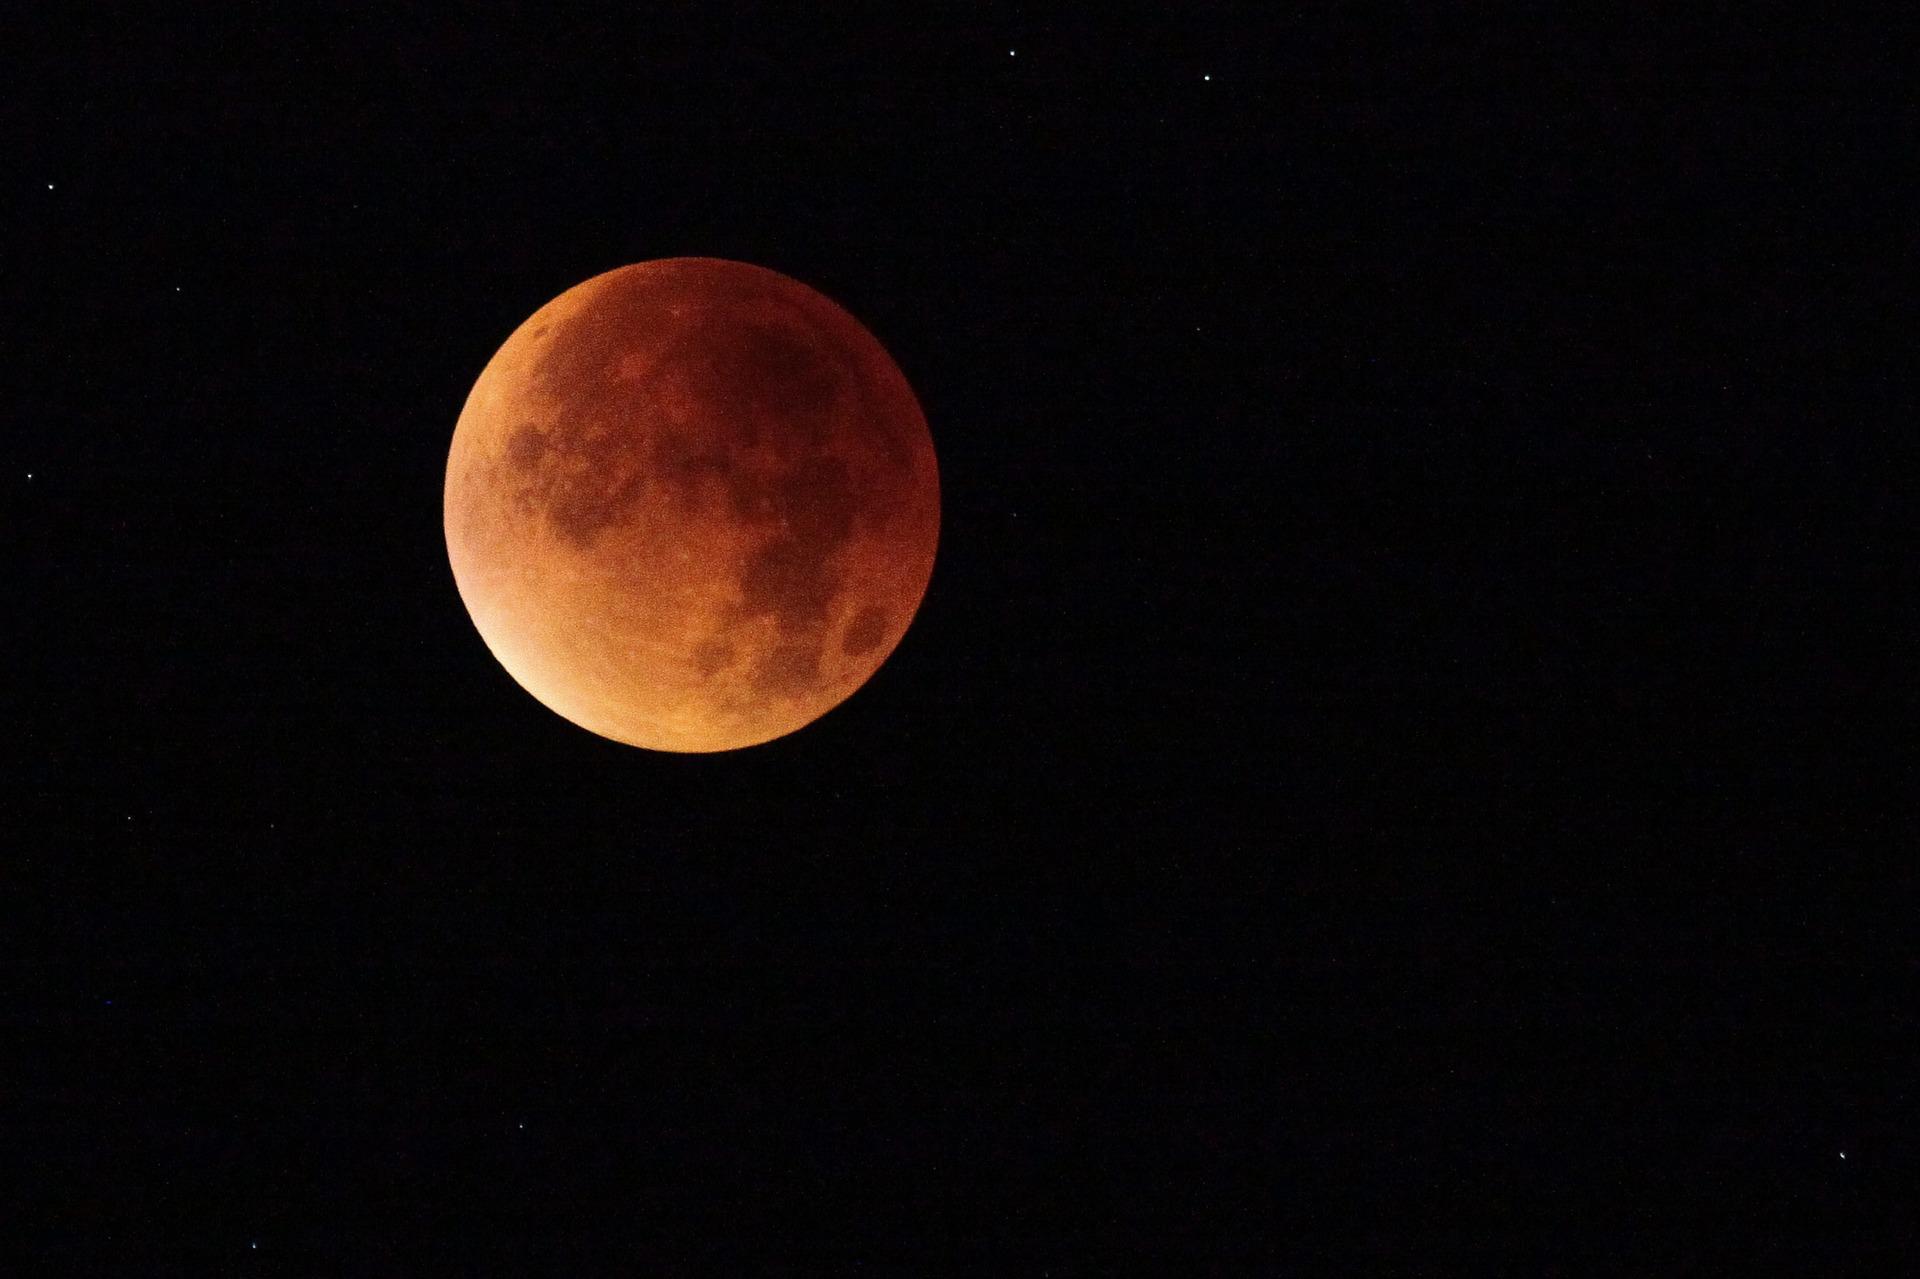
top-left (444, 258), bottom-right (940, 751)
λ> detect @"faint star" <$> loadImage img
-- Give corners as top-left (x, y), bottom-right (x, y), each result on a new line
top-left (1839, 1151), bottom-right (1846, 1159)
top-left (1203, 74), bottom-right (1211, 81)
top-left (47, 183), bottom-right (54, 190)
top-left (1008, 49), bottom-right (1016, 57)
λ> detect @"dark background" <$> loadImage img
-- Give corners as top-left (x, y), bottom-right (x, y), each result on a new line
top-left (10, 5), bottom-right (1910, 1270)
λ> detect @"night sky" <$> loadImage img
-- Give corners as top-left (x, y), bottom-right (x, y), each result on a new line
top-left (12, 7), bottom-right (1909, 1270)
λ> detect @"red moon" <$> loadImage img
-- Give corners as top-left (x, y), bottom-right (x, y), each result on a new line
top-left (443, 258), bottom-right (940, 752)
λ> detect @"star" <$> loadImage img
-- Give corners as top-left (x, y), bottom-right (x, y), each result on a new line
top-left (1008, 49), bottom-right (1016, 57)
top-left (1839, 1151), bottom-right (1847, 1160)
top-left (47, 183), bottom-right (54, 190)
top-left (1203, 74), bottom-right (1211, 81)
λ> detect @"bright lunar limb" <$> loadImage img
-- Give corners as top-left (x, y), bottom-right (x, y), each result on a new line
top-left (444, 258), bottom-right (940, 752)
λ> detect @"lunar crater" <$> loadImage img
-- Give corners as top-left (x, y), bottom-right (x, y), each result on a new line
top-left (735, 534), bottom-right (844, 636)
top-left (753, 641), bottom-right (825, 699)
top-left (842, 605), bottom-right (890, 657)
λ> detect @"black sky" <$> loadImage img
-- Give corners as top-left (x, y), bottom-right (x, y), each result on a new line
top-left (10, 6), bottom-right (1910, 1270)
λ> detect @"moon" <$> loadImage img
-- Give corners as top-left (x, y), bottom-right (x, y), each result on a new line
top-left (444, 258), bottom-right (940, 752)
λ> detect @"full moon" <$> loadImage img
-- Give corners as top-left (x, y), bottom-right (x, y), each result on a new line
top-left (444, 258), bottom-right (940, 752)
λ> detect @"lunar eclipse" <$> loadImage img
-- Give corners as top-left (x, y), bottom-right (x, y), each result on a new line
top-left (444, 258), bottom-right (940, 752)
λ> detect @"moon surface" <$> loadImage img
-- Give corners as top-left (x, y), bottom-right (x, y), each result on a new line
top-left (444, 258), bottom-right (940, 752)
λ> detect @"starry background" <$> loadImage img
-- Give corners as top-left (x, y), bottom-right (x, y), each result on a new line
top-left (10, 5), bottom-right (1910, 1270)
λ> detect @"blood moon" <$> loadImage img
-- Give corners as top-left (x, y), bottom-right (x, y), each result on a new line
top-left (443, 258), bottom-right (939, 752)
